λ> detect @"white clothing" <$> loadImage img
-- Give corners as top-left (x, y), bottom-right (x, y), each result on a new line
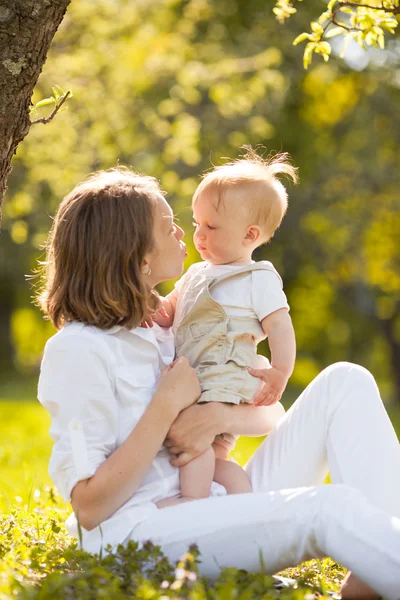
top-left (131, 362), bottom-right (400, 599)
top-left (173, 260), bottom-right (289, 331)
top-left (38, 322), bottom-right (226, 552)
top-left (39, 324), bottom-right (400, 598)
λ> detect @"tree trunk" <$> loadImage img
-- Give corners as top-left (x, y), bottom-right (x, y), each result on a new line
top-left (0, 0), bottom-right (71, 223)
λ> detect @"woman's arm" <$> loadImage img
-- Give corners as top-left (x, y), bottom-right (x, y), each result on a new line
top-left (71, 357), bottom-right (199, 531)
top-left (71, 397), bottom-right (176, 530)
top-left (164, 401), bottom-right (285, 467)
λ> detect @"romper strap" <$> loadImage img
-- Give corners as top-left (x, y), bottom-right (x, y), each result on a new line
top-left (208, 261), bottom-right (282, 292)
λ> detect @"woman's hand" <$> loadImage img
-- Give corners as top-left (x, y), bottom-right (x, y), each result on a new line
top-left (154, 357), bottom-right (201, 416)
top-left (164, 403), bottom-right (225, 466)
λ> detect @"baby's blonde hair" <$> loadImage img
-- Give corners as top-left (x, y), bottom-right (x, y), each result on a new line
top-left (193, 146), bottom-right (298, 244)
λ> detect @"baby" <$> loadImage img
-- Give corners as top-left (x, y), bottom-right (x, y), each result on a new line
top-left (155, 148), bottom-right (297, 507)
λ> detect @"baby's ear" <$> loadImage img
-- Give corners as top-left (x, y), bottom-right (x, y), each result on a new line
top-left (244, 225), bottom-right (262, 246)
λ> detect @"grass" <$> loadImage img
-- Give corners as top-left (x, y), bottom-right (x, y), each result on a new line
top-left (1, 379), bottom-right (399, 598)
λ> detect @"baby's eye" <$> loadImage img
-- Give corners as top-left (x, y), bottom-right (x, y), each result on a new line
top-left (207, 225), bottom-right (216, 230)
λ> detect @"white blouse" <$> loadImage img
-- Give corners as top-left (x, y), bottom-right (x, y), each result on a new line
top-left (38, 321), bottom-right (226, 554)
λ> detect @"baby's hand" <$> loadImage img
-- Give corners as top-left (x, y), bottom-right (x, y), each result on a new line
top-left (248, 365), bottom-right (288, 406)
top-left (140, 304), bottom-right (170, 328)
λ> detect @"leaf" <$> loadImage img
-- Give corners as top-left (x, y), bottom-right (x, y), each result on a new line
top-left (325, 26), bottom-right (344, 38)
top-left (380, 22), bottom-right (396, 33)
top-left (318, 11), bottom-right (331, 24)
top-left (303, 42), bottom-right (316, 69)
top-left (52, 85), bottom-right (65, 100)
top-left (34, 97), bottom-right (56, 109)
top-left (310, 21), bottom-right (324, 36)
top-left (293, 32), bottom-right (311, 45)
top-left (319, 41), bottom-right (332, 54)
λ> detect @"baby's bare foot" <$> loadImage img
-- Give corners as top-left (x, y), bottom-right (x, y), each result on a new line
top-left (340, 572), bottom-right (380, 599)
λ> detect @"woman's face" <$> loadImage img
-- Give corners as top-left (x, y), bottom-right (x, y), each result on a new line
top-left (145, 195), bottom-right (186, 286)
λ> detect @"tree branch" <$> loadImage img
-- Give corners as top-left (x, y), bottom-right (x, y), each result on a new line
top-left (30, 90), bottom-right (71, 126)
top-left (338, 1), bottom-right (400, 14)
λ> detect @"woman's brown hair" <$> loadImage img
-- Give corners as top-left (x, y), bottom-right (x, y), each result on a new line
top-left (36, 168), bottom-right (161, 330)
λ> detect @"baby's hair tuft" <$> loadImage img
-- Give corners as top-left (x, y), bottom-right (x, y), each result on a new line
top-left (193, 146), bottom-right (298, 245)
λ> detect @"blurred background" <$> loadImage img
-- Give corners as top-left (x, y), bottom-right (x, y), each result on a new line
top-left (1, 0), bottom-right (399, 502)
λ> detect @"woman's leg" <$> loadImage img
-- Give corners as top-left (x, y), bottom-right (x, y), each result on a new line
top-left (246, 362), bottom-right (400, 516)
top-left (131, 486), bottom-right (400, 599)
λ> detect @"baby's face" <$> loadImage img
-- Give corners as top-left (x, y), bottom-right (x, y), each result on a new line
top-left (192, 191), bottom-right (251, 265)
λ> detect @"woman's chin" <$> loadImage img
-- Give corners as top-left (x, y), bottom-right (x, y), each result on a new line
top-left (169, 263), bottom-right (186, 280)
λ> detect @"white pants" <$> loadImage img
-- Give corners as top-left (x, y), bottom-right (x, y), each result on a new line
top-left (132, 363), bottom-right (400, 599)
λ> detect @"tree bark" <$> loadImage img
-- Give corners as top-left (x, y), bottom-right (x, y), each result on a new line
top-left (0, 0), bottom-right (71, 224)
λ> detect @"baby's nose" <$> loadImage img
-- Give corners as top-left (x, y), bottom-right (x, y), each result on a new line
top-left (175, 224), bottom-right (184, 240)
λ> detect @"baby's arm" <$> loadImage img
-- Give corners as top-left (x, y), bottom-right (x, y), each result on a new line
top-left (249, 308), bottom-right (296, 406)
top-left (151, 289), bottom-right (179, 328)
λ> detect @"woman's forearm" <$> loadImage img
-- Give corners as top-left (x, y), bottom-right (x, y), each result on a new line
top-left (71, 396), bottom-right (177, 531)
top-left (219, 401), bottom-right (285, 437)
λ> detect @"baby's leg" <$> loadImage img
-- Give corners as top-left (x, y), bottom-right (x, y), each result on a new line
top-left (180, 446), bottom-right (215, 499)
top-left (212, 437), bottom-right (234, 461)
top-left (214, 457), bottom-right (252, 494)
top-left (157, 447), bottom-right (215, 509)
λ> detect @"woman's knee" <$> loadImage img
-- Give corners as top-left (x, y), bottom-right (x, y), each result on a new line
top-left (324, 361), bottom-right (377, 392)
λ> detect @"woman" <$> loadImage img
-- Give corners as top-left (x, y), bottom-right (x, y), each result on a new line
top-left (38, 168), bottom-right (400, 599)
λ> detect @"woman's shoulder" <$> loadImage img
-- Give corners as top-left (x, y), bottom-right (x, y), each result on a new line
top-left (39, 324), bottom-right (119, 393)
top-left (44, 322), bottom-right (116, 358)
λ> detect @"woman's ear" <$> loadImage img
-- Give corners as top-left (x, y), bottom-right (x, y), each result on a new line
top-left (244, 225), bottom-right (262, 246)
top-left (142, 259), bottom-right (152, 276)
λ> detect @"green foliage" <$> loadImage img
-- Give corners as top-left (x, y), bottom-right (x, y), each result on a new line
top-left (0, 507), bottom-right (343, 600)
top-left (275, 0), bottom-right (399, 67)
top-left (0, 401), bottom-right (52, 510)
top-left (2, 0), bottom-right (400, 403)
